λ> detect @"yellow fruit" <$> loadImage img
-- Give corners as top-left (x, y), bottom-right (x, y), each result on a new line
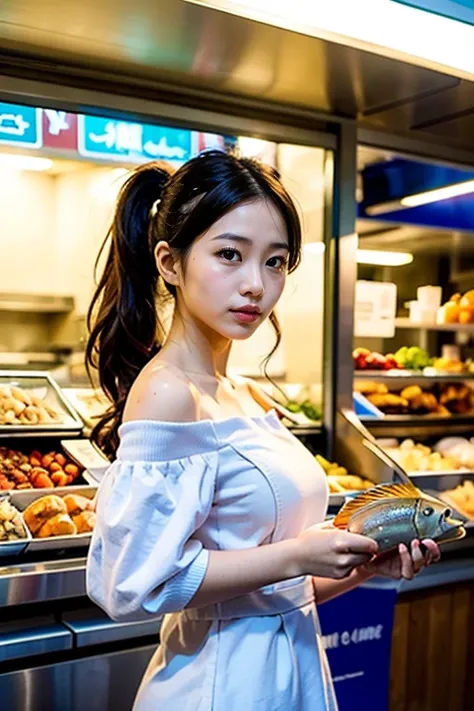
top-left (459, 308), bottom-right (474, 325)
top-left (460, 290), bottom-right (474, 309)
top-left (444, 301), bottom-right (461, 324)
top-left (315, 455), bottom-right (332, 473)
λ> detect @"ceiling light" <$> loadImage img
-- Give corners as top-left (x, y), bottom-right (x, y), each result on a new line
top-left (357, 249), bottom-right (413, 266)
top-left (400, 179), bottom-right (474, 208)
top-left (237, 136), bottom-right (273, 158)
top-left (0, 154), bottom-right (53, 172)
top-left (303, 242), bottom-right (326, 255)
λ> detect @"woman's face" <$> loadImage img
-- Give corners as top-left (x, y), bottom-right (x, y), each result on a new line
top-left (178, 198), bottom-right (289, 341)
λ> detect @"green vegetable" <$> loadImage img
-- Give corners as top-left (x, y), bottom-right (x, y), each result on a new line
top-left (286, 399), bottom-right (322, 421)
top-left (394, 346), bottom-right (433, 370)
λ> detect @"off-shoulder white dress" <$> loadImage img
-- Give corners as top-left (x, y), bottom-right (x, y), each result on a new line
top-left (87, 410), bottom-right (338, 710)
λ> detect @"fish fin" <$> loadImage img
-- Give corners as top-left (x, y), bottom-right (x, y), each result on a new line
top-left (333, 481), bottom-right (421, 529)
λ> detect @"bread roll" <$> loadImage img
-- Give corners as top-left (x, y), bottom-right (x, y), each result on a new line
top-left (72, 511), bottom-right (96, 533)
top-left (37, 513), bottom-right (77, 538)
top-left (23, 495), bottom-right (66, 534)
top-left (63, 494), bottom-right (94, 517)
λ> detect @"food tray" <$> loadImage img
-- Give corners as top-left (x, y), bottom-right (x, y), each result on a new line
top-left (0, 371), bottom-right (83, 437)
top-left (62, 387), bottom-right (110, 429)
top-left (0, 438), bottom-right (95, 491)
top-left (9, 485), bottom-right (97, 553)
top-left (0, 494), bottom-right (32, 557)
top-left (407, 471), bottom-right (474, 491)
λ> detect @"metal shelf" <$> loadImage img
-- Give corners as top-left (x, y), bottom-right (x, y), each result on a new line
top-left (361, 414), bottom-right (474, 439)
top-left (394, 317), bottom-right (474, 333)
top-left (354, 370), bottom-right (474, 382)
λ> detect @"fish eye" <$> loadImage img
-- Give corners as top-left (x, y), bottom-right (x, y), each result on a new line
top-left (444, 508), bottom-right (452, 518)
top-left (423, 506), bottom-right (434, 517)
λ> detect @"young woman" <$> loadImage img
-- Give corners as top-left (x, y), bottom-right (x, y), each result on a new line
top-left (86, 150), bottom-right (439, 711)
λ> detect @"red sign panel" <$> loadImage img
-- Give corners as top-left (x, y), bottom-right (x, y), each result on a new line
top-left (42, 110), bottom-right (78, 150)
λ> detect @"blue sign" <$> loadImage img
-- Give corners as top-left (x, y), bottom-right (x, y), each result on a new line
top-left (0, 103), bottom-right (42, 148)
top-left (394, 0), bottom-right (474, 26)
top-left (78, 115), bottom-right (192, 164)
top-left (318, 580), bottom-right (398, 711)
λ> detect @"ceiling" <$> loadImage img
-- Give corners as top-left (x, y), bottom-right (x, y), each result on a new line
top-left (357, 220), bottom-right (474, 256)
top-left (2, 1), bottom-right (474, 154)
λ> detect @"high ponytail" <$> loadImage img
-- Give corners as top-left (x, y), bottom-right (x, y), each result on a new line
top-left (86, 162), bottom-right (172, 458)
top-left (87, 150), bottom-right (302, 459)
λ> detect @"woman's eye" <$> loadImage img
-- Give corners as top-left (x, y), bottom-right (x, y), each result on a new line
top-left (217, 248), bottom-right (241, 262)
top-left (267, 256), bottom-right (287, 270)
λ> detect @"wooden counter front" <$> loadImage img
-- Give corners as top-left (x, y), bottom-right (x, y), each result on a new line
top-left (389, 582), bottom-right (474, 711)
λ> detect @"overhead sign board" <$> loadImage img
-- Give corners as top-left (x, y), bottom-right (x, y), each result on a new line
top-left (78, 115), bottom-right (192, 164)
top-left (0, 103), bottom-right (42, 148)
top-left (394, 0), bottom-right (474, 26)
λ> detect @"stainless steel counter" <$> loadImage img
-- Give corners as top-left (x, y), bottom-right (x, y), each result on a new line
top-left (0, 557), bottom-right (86, 607)
top-left (1, 551), bottom-right (473, 611)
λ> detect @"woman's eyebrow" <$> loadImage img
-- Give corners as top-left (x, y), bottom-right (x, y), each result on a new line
top-left (212, 232), bottom-right (289, 251)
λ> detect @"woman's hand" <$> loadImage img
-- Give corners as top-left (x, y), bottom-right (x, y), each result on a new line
top-left (361, 539), bottom-right (440, 580)
top-left (296, 522), bottom-right (379, 580)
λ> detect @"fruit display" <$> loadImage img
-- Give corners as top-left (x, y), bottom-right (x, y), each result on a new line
top-left (353, 348), bottom-right (400, 371)
top-left (437, 290), bottom-right (474, 325)
top-left (393, 347), bottom-right (432, 371)
top-left (354, 381), bottom-right (474, 416)
top-left (23, 493), bottom-right (96, 539)
top-left (0, 498), bottom-right (28, 541)
top-left (315, 455), bottom-right (373, 493)
top-left (429, 357), bottom-right (474, 374)
top-left (378, 439), bottom-right (465, 473)
top-left (0, 385), bottom-right (63, 426)
top-left (0, 447), bottom-right (82, 490)
top-left (441, 481), bottom-right (474, 521)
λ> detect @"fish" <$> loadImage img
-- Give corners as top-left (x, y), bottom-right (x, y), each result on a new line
top-left (333, 480), bottom-right (466, 553)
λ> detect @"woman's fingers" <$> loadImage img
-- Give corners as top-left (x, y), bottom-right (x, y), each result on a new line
top-left (421, 538), bottom-right (441, 564)
top-left (398, 543), bottom-right (415, 579)
top-left (410, 540), bottom-right (425, 572)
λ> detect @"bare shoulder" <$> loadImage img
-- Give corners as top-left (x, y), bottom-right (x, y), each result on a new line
top-left (123, 363), bottom-right (199, 423)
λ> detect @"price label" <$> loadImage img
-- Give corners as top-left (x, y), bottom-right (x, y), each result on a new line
top-left (354, 280), bottom-right (397, 338)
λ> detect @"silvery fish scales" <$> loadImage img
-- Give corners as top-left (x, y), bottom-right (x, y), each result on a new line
top-left (334, 481), bottom-right (466, 553)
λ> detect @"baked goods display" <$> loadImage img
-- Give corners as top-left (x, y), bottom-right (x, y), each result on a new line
top-left (441, 481), bottom-right (474, 521)
top-left (0, 385), bottom-right (63, 426)
top-left (315, 455), bottom-right (373, 493)
top-left (379, 439), bottom-right (465, 473)
top-left (0, 498), bottom-right (28, 541)
top-left (23, 493), bottom-right (96, 539)
top-left (0, 447), bottom-right (82, 490)
top-left (354, 380), bottom-right (474, 416)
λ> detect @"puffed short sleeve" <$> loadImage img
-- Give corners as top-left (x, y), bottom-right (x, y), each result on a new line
top-left (86, 444), bottom-right (218, 622)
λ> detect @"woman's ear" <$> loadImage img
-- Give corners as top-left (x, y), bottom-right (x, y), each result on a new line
top-left (154, 241), bottom-right (180, 286)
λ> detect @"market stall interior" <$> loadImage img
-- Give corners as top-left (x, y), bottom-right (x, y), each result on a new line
top-left (0, 99), bottom-right (344, 709)
top-left (350, 145), bottom-right (474, 532)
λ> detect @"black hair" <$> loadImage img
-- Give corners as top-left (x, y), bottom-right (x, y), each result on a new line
top-left (86, 149), bottom-right (302, 457)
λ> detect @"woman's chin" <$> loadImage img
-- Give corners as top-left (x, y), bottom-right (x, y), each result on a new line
top-left (219, 323), bottom-right (260, 341)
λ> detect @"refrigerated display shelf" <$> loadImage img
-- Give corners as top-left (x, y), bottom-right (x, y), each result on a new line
top-left (354, 370), bottom-right (474, 381)
top-left (394, 318), bottom-right (474, 333)
top-left (361, 414), bottom-right (474, 438)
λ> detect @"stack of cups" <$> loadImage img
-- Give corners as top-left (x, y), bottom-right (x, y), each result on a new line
top-left (416, 286), bottom-right (442, 324)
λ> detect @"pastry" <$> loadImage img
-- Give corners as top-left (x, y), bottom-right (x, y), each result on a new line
top-left (37, 513), bottom-right (77, 538)
top-left (23, 495), bottom-right (66, 535)
top-left (63, 494), bottom-right (94, 517)
top-left (72, 511), bottom-right (96, 533)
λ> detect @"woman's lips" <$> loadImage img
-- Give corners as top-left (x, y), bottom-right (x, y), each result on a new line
top-left (230, 309), bottom-right (261, 323)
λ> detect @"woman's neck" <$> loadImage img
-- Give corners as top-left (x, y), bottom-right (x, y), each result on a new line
top-left (161, 309), bottom-right (231, 378)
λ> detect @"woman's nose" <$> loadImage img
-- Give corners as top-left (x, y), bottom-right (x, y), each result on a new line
top-left (239, 265), bottom-right (264, 297)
